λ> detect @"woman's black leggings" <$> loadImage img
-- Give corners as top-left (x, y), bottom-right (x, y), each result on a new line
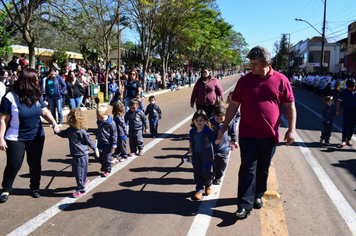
top-left (2, 136), bottom-right (45, 193)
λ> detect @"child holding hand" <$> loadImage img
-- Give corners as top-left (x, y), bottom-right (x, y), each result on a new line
top-left (112, 101), bottom-right (129, 163)
top-left (57, 108), bottom-right (99, 198)
top-left (189, 109), bottom-right (220, 201)
top-left (124, 100), bottom-right (148, 156)
top-left (96, 106), bottom-right (117, 177)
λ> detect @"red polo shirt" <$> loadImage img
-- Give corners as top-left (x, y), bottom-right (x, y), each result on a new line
top-left (231, 67), bottom-right (294, 142)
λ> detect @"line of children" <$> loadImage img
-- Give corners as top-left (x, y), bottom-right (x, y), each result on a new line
top-left (189, 110), bottom-right (221, 200)
top-left (111, 101), bottom-right (129, 163)
top-left (124, 99), bottom-right (148, 156)
top-left (57, 108), bottom-right (99, 197)
top-left (145, 95), bottom-right (162, 138)
top-left (96, 106), bottom-right (117, 177)
top-left (320, 96), bottom-right (335, 146)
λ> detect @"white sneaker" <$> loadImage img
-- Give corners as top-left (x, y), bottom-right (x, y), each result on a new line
top-left (58, 124), bottom-right (63, 128)
top-left (111, 158), bottom-right (119, 164)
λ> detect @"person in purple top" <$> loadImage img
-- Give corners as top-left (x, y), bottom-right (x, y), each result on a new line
top-left (218, 46), bottom-right (296, 219)
top-left (190, 68), bottom-right (224, 119)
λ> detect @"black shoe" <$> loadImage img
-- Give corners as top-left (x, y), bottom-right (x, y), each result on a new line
top-left (213, 178), bottom-right (221, 185)
top-left (31, 189), bottom-right (41, 198)
top-left (233, 208), bottom-right (251, 219)
top-left (254, 198), bottom-right (263, 209)
top-left (0, 192), bottom-right (9, 203)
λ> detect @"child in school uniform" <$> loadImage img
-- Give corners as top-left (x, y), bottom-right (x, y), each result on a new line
top-left (320, 96), bottom-right (335, 145)
top-left (145, 95), bottom-right (162, 138)
top-left (110, 91), bottom-right (123, 106)
top-left (189, 109), bottom-right (221, 201)
top-left (124, 99), bottom-right (148, 156)
top-left (111, 101), bottom-right (129, 163)
top-left (96, 106), bottom-right (117, 177)
top-left (57, 108), bottom-right (99, 197)
top-left (210, 105), bottom-right (236, 185)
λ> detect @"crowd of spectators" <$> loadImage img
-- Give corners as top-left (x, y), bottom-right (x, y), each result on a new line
top-left (0, 55), bottom-right (239, 111)
top-left (290, 71), bottom-right (356, 97)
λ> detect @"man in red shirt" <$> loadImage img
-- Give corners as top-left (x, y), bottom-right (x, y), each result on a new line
top-left (218, 46), bottom-right (296, 219)
top-left (18, 53), bottom-right (28, 69)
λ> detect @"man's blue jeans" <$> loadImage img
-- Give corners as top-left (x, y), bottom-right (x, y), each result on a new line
top-left (237, 137), bottom-right (277, 210)
top-left (48, 96), bottom-right (63, 124)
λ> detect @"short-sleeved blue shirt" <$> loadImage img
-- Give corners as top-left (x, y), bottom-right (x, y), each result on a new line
top-left (338, 88), bottom-right (356, 108)
top-left (125, 80), bottom-right (141, 98)
top-left (0, 91), bottom-right (46, 141)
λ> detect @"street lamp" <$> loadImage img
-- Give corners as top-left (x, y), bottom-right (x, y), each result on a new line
top-left (295, 18), bottom-right (322, 35)
top-left (295, 0), bottom-right (326, 73)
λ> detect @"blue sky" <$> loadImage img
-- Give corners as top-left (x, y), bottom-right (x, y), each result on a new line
top-left (217, 0), bottom-right (356, 55)
top-left (122, 0), bottom-right (356, 56)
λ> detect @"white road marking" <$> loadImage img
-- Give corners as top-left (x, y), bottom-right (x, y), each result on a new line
top-left (186, 153), bottom-right (230, 236)
top-left (281, 115), bottom-right (356, 235)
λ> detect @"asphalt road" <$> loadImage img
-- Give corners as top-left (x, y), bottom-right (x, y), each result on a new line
top-left (0, 74), bottom-right (355, 236)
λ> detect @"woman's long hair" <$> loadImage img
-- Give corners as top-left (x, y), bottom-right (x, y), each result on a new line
top-left (128, 69), bottom-right (139, 81)
top-left (12, 68), bottom-right (41, 107)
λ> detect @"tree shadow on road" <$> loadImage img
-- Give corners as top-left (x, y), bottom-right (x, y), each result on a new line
top-left (60, 188), bottom-right (240, 224)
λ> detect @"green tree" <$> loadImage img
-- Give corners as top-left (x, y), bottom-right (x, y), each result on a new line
top-left (123, 0), bottom-right (161, 90)
top-left (272, 34), bottom-right (289, 71)
top-left (52, 47), bottom-right (68, 67)
top-left (0, 11), bottom-right (12, 58)
top-left (153, 0), bottom-right (213, 88)
top-left (0, 0), bottom-right (48, 68)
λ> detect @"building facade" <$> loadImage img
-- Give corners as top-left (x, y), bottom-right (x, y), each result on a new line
top-left (346, 21), bottom-right (356, 74)
top-left (288, 37), bottom-right (340, 73)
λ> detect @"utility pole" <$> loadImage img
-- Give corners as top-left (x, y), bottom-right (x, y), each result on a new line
top-left (320, 0), bottom-right (327, 74)
top-left (117, 1), bottom-right (121, 86)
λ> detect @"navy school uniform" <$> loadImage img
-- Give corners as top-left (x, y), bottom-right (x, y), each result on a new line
top-left (189, 126), bottom-right (216, 193)
top-left (210, 117), bottom-right (235, 180)
top-left (320, 104), bottom-right (335, 142)
top-left (57, 128), bottom-right (97, 192)
top-left (124, 108), bottom-right (148, 154)
top-left (96, 116), bottom-right (117, 173)
top-left (145, 103), bottom-right (162, 137)
top-left (113, 115), bottom-right (128, 160)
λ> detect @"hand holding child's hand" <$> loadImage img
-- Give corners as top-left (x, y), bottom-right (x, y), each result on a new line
top-left (230, 141), bottom-right (238, 150)
top-left (145, 129), bottom-right (149, 134)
